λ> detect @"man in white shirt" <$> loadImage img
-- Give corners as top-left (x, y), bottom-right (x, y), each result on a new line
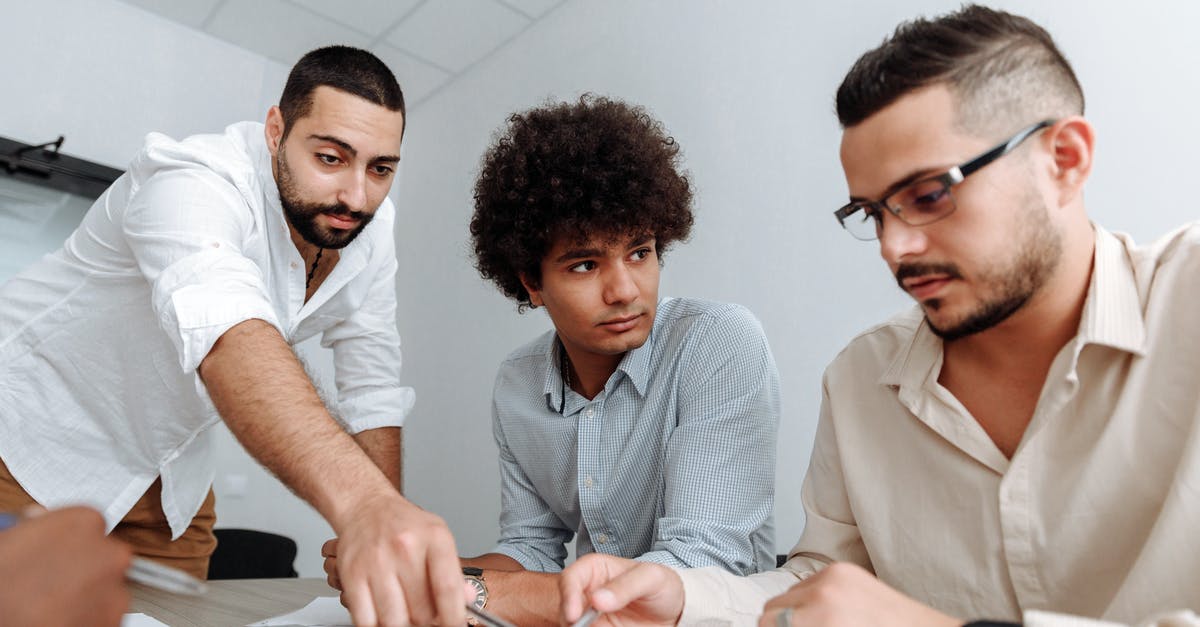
top-left (0, 46), bottom-right (465, 626)
top-left (558, 6), bottom-right (1200, 627)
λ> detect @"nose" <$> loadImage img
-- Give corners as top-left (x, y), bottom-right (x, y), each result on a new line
top-left (877, 211), bottom-right (929, 265)
top-left (337, 170), bottom-right (369, 213)
top-left (602, 263), bottom-right (640, 306)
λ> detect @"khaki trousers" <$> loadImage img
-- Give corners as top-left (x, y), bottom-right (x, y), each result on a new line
top-left (0, 456), bottom-right (217, 580)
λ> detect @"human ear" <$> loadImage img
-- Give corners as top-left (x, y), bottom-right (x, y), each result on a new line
top-left (264, 106), bottom-right (286, 156)
top-left (519, 274), bottom-right (544, 308)
top-left (1046, 116), bottom-right (1094, 207)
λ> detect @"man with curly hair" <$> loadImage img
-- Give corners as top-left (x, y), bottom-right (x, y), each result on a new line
top-left (462, 95), bottom-right (780, 624)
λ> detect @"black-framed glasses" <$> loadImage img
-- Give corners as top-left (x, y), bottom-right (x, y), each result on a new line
top-left (833, 119), bottom-right (1056, 241)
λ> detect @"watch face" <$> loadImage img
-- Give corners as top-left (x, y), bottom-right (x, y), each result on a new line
top-left (466, 576), bottom-right (487, 609)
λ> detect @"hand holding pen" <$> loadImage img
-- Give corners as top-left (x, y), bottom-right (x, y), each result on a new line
top-left (0, 506), bottom-right (133, 627)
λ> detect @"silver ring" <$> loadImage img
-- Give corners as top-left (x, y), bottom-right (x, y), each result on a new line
top-left (775, 607), bottom-right (794, 627)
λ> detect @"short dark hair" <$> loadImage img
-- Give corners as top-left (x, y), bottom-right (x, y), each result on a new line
top-left (836, 5), bottom-right (1083, 134)
top-left (470, 95), bottom-right (694, 310)
top-left (279, 45), bottom-right (405, 138)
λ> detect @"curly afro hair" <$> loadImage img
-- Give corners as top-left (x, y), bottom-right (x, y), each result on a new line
top-left (470, 94), bottom-right (694, 310)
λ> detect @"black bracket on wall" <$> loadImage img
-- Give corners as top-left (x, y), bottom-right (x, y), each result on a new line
top-left (0, 135), bottom-right (122, 199)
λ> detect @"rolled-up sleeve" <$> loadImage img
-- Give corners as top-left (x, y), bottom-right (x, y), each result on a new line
top-left (638, 305), bottom-right (781, 574)
top-left (321, 232), bottom-right (413, 433)
top-left (122, 167), bottom-right (282, 376)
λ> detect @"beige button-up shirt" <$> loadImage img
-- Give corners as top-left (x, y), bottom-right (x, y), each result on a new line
top-left (679, 223), bottom-right (1200, 627)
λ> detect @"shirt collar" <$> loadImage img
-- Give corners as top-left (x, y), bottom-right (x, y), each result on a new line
top-left (879, 223), bottom-right (1148, 390)
top-left (541, 305), bottom-right (659, 414)
top-left (1077, 224), bottom-right (1147, 356)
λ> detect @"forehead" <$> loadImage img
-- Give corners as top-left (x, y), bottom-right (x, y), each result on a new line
top-left (291, 85), bottom-right (405, 155)
top-left (545, 230), bottom-right (654, 257)
top-left (839, 85), bottom-right (989, 198)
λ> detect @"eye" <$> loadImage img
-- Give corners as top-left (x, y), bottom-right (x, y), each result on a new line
top-left (568, 260), bottom-right (596, 273)
top-left (896, 178), bottom-right (952, 215)
top-left (629, 247), bottom-right (653, 262)
top-left (370, 164), bottom-right (395, 177)
top-left (316, 153), bottom-right (342, 166)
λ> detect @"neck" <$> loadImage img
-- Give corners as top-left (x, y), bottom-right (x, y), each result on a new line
top-left (561, 343), bottom-right (623, 401)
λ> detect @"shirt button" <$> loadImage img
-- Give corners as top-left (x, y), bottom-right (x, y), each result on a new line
top-left (584, 476), bottom-right (594, 488)
top-left (290, 261), bottom-right (299, 270)
top-left (584, 408), bottom-right (595, 418)
top-left (596, 533), bottom-right (609, 545)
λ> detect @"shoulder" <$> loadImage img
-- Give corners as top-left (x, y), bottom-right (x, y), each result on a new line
top-left (654, 297), bottom-right (767, 345)
top-left (825, 306), bottom-right (924, 383)
top-left (496, 329), bottom-right (556, 377)
top-left (125, 122), bottom-right (265, 216)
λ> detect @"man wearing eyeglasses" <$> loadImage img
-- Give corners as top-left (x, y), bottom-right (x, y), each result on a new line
top-left (558, 5), bottom-right (1200, 627)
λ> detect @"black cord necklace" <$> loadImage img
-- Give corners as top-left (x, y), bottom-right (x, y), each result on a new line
top-left (305, 248), bottom-right (324, 290)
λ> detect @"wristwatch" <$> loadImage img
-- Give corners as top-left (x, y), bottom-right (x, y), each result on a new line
top-left (463, 567), bottom-right (488, 625)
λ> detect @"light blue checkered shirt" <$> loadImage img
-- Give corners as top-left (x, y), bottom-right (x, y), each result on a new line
top-left (489, 297), bottom-right (780, 574)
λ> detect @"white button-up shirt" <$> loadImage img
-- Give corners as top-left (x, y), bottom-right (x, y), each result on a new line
top-left (0, 122), bottom-right (413, 538)
top-left (678, 224), bottom-right (1200, 627)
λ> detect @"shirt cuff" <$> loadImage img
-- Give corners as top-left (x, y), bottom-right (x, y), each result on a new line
top-left (338, 387), bottom-right (414, 433)
top-left (488, 543), bottom-right (562, 573)
top-left (677, 566), bottom-right (799, 627)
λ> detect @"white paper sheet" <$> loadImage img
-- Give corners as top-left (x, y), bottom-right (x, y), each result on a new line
top-left (121, 614), bottom-right (170, 627)
top-left (246, 596), bottom-right (352, 626)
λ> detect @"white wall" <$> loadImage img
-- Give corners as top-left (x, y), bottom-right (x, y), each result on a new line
top-left (394, 0), bottom-right (1200, 560)
top-left (4, 0), bottom-right (1200, 579)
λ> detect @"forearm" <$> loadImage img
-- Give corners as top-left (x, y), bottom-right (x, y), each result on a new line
top-left (353, 427), bottom-right (403, 492)
top-left (479, 568), bottom-right (561, 627)
top-left (199, 319), bottom-right (400, 531)
top-left (462, 552), bottom-right (525, 571)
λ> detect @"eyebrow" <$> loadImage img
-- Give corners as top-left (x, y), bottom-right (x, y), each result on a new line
top-left (553, 236), bottom-right (655, 263)
top-left (307, 134), bottom-right (401, 164)
top-left (848, 166), bottom-right (943, 203)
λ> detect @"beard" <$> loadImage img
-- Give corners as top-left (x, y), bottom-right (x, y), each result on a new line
top-left (275, 146), bottom-right (374, 249)
top-left (897, 199), bottom-right (1063, 342)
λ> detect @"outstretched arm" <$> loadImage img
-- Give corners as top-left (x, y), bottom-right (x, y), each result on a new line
top-left (201, 319), bottom-right (463, 627)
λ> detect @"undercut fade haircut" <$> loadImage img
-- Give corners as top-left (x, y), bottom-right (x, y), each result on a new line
top-left (279, 45), bottom-right (405, 139)
top-left (471, 94), bottom-right (694, 310)
top-left (836, 5), bottom-right (1084, 135)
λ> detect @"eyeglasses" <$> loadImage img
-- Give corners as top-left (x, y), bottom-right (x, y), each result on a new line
top-left (833, 119), bottom-right (1055, 241)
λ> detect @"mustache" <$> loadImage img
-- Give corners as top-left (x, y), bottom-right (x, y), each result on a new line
top-left (894, 261), bottom-right (963, 289)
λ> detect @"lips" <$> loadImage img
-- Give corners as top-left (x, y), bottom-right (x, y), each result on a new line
top-left (903, 275), bottom-right (953, 300)
top-left (598, 313), bottom-right (642, 333)
top-left (323, 212), bottom-right (360, 230)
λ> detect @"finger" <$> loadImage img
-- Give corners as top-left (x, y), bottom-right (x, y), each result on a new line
top-left (326, 571), bottom-right (342, 591)
top-left (590, 563), bottom-right (674, 613)
top-left (758, 606), bottom-right (797, 627)
top-left (322, 538), bottom-right (339, 558)
top-left (425, 532), bottom-right (466, 627)
top-left (343, 578), bottom-right (378, 627)
top-left (371, 571), bottom-right (410, 627)
top-left (559, 560), bottom-right (601, 622)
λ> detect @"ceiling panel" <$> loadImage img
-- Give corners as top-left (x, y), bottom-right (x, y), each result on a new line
top-left (287, 0), bottom-right (423, 39)
top-left (208, 0), bottom-right (372, 66)
top-left (386, 0), bottom-right (529, 73)
top-left (496, 0), bottom-right (563, 19)
top-left (115, 0), bottom-right (568, 107)
top-left (117, 0), bottom-right (222, 28)
top-left (371, 45), bottom-right (453, 105)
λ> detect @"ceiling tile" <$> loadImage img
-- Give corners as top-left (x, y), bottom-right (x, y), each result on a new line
top-left (385, 0), bottom-right (529, 73)
top-left (371, 45), bottom-right (452, 105)
top-left (286, 0), bottom-right (423, 39)
top-left (207, 0), bottom-right (372, 66)
top-left (116, 0), bottom-right (222, 28)
top-left (495, 0), bottom-right (563, 19)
